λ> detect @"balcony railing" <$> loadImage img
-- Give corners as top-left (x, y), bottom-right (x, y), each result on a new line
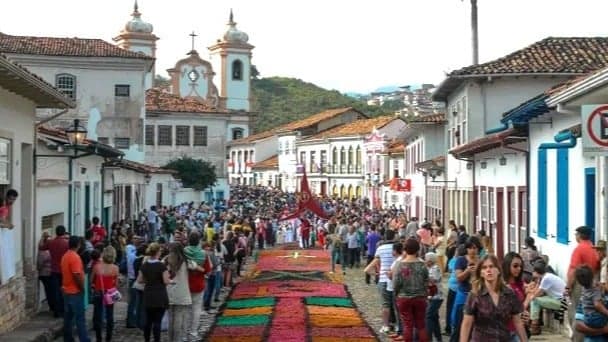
top-left (340, 165), bottom-right (347, 173)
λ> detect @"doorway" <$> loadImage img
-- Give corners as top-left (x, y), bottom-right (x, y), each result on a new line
top-left (85, 183), bottom-right (91, 224)
top-left (320, 181), bottom-right (327, 196)
top-left (496, 189), bottom-right (504, 259)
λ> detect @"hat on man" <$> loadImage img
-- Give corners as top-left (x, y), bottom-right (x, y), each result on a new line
top-left (593, 240), bottom-right (607, 251)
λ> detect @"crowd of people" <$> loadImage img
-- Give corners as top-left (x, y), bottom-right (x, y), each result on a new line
top-left (32, 185), bottom-right (608, 342)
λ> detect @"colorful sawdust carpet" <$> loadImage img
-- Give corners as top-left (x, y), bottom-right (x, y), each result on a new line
top-left (206, 247), bottom-right (377, 342)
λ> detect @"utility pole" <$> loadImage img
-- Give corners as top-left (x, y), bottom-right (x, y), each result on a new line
top-left (470, 0), bottom-right (479, 65)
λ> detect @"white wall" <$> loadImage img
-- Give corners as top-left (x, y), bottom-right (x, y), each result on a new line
top-left (278, 134), bottom-right (298, 192)
top-left (8, 54), bottom-right (148, 162)
top-left (529, 111), bottom-right (591, 276)
top-left (0, 87), bottom-right (36, 278)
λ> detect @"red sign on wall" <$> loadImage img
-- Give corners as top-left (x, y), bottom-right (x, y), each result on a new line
top-left (390, 178), bottom-right (411, 192)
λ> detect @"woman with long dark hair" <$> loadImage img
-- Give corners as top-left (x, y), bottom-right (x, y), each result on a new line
top-left (503, 252), bottom-right (529, 341)
top-left (460, 254), bottom-right (527, 341)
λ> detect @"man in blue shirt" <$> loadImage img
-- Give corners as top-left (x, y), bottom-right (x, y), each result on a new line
top-left (365, 225), bottom-right (381, 284)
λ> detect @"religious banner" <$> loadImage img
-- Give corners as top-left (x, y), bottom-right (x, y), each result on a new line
top-left (279, 169), bottom-right (328, 221)
top-left (0, 227), bottom-right (16, 283)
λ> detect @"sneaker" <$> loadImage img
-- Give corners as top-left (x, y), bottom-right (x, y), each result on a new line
top-left (380, 326), bottom-right (391, 334)
top-left (207, 308), bottom-right (218, 314)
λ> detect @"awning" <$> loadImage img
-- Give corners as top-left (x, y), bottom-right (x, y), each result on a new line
top-left (501, 94), bottom-right (550, 125)
top-left (449, 128), bottom-right (527, 158)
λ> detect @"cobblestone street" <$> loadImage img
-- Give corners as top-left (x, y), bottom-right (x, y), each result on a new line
top-left (341, 262), bottom-right (570, 342)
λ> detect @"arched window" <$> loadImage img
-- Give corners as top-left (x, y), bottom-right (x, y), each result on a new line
top-left (56, 73), bottom-right (76, 99)
top-left (232, 127), bottom-right (244, 140)
top-left (356, 146), bottom-right (362, 166)
top-left (340, 147), bottom-right (346, 165)
top-left (332, 147), bottom-right (338, 164)
top-left (348, 146), bottom-right (354, 165)
top-left (232, 60), bottom-right (243, 80)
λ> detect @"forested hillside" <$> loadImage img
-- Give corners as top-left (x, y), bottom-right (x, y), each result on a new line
top-left (251, 77), bottom-right (399, 133)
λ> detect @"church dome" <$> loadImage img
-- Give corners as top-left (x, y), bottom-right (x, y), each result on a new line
top-left (222, 10), bottom-right (248, 43)
top-left (124, 1), bottom-right (153, 34)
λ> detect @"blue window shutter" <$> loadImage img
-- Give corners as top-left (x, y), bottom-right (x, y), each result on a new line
top-left (556, 149), bottom-right (569, 244)
top-left (537, 149), bottom-right (547, 239)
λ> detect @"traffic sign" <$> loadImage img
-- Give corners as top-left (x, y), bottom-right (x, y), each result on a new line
top-left (582, 104), bottom-right (608, 155)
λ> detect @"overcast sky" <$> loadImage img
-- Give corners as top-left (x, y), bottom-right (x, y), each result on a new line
top-left (2, 0), bottom-right (608, 93)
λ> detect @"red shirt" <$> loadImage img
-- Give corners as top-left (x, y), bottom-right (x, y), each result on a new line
top-left (90, 225), bottom-right (106, 245)
top-left (187, 257), bottom-right (211, 293)
top-left (569, 240), bottom-right (600, 273)
top-left (0, 204), bottom-right (10, 220)
top-left (42, 236), bottom-right (69, 273)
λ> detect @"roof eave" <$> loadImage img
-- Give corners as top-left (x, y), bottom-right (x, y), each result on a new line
top-left (433, 72), bottom-right (584, 102)
top-left (0, 57), bottom-right (75, 108)
top-left (547, 69), bottom-right (608, 107)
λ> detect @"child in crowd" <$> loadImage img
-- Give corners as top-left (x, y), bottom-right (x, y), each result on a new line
top-left (575, 265), bottom-right (608, 341)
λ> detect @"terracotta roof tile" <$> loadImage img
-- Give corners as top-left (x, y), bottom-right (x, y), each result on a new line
top-left (387, 141), bottom-right (405, 154)
top-left (449, 128), bottom-right (527, 158)
top-left (278, 107), bottom-right (367, 132)
top-left (230, 107), bottom-right (366, 145)
top-left (307, 115), bottom-right (396, 140)
top-left (408, 113), bottom-right (446, 124)
top-left (104, 159), bottom-right (176, 174)
top-left (0, 33), bottom-right (153, 59)
top-left (145, 88), bottom-right (228, 113)
top-left (252, 155), bottom-right (278, 170)
top-left (37, 125), bottom-right (123, 157)
top-left (450, 37), bottom-right (608, 76)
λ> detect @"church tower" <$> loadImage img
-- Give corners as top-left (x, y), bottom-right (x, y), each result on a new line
top-left (113, 0), bottom-right (158, 89)
top-left (208, 10), bottom-right (254, 111)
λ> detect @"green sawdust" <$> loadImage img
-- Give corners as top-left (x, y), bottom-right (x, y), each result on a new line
top-left (226, 297), bottom-right (275, 309)
top-left (216, 314), bottom-right (270, 326)
top-left (305, 297), bottom-right (353, 307)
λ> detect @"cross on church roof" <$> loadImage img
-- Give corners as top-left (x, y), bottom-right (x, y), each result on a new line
top-left (189, 31), bottom-right (197, 52)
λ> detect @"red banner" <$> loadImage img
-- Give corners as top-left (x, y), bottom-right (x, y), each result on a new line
top-left (279, 169), bottom-right (329, 221)
top-left (390, 178), bottom-right (411, 192)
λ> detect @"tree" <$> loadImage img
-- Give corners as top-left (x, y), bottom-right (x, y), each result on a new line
top-left (154, 74), bottom-right (171, 88)
top-left (251, 65), bottom-right (260, 80)
top-left (163, 157), bottom-right (217, 191)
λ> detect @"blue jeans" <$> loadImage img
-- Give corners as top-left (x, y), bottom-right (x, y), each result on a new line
top-left (426, 298), bottom-right (443, 341)
top-left (127, 279), bottom-right (137, 327)
top-left (63, 292), bottom-right (90, 342)
top-left (213, 270), bottom-right (222, 300)
top-left (331, 247), bottom-right (342, 273)
top-left (203, 273), bottom-right (217, 310)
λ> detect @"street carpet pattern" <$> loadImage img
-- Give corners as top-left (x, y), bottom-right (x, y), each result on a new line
top-left (206, 245), bottom-right (377, 341)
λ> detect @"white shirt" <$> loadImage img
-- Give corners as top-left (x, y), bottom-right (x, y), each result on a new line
top-left (375, 242), bottom-right (395, 284)
top-left (539, 272), bottom-right (566, 299)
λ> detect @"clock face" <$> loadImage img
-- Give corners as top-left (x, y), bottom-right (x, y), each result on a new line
top-left (188, 69), bottom-right (199, 82)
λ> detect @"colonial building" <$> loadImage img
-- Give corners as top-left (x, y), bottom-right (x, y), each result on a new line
top-left (379, 141), bottom-right (406, 210)
top-left (400, 113), bottom-right (447, 221)
top-left (0, 31), bottom-right (153, 162)
top-left (143, 11), bottom-right (254, 201)
top-left (0, 54), bottom-right (74, 333)
top-left (36, 126), bottom-right (123, 237)
top-left (277, 108), bottom-right (368, 192)
top-left (252, 155), bottom-right (280, 187)
top-left (432, 37), bottom-right (608, 234)
top-left (227, 129), bottom-right (276, 186)
top-left (296, 115), bottom-right (406, 199)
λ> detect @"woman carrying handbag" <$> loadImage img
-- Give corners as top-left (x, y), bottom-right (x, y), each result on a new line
top-left (91, 246), bottom-right (120, 342)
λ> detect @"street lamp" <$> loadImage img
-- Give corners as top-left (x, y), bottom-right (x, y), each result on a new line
top-left (65, 119), bottom-right (87, 147)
